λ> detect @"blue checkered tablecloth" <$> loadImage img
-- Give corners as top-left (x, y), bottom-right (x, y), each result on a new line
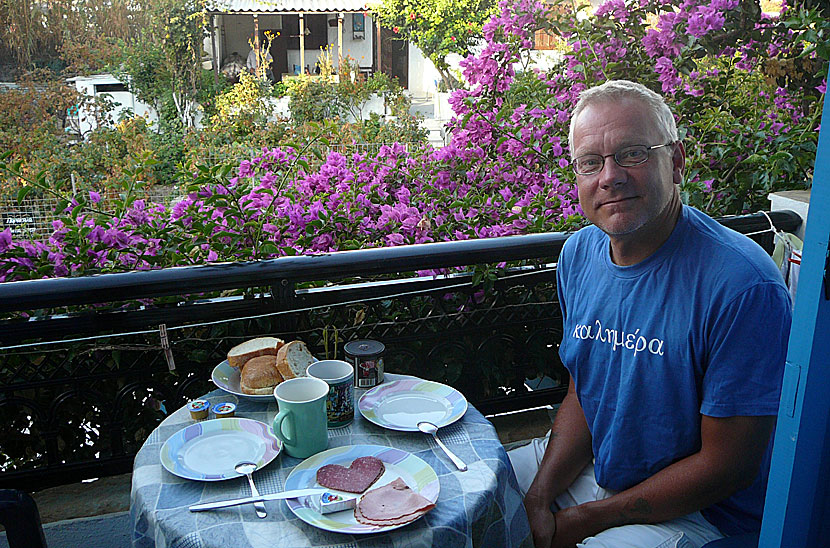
top-left (130, 376), bottom-right (532, 548)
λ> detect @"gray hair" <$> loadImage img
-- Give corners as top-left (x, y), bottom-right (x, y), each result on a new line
top-left (568, 80), bottom-right (678, 154)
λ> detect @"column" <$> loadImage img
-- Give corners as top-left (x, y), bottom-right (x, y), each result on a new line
top-left (337, 13), bottom-right (344, 65)
top-left (299, 13), bottom-right (305, 74)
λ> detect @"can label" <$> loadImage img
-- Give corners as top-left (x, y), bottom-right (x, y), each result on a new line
top-left (345, 339), bottom-right (385, 389)
top-left (354, 357), bottom-right (384, 388)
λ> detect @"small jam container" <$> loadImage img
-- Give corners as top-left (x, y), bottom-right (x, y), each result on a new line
top-left (187, 399), bottom-right (210, 420)
top-left (344, 339), bottom-right (385, 389)
top-left (211, 402), bottom-right (236, 418)
top-left (309, 492), bottom-right (357, 514)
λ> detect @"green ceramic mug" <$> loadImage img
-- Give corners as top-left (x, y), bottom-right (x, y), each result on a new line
top-left (272, 377), bottom-right (329, 458)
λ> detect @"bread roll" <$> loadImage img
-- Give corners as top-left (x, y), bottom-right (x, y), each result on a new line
top-left (276, 340), bottom-right (316, 380)
top-left (240, 355), bottom-right (283, 395)
top-left (227, 337), bottom-right (284, 368)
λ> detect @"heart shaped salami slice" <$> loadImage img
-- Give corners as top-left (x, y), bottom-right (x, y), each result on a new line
top-left (316, 456), bottom-right (386, 493)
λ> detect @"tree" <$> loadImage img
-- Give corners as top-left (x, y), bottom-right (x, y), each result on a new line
top-left (371, 0), bottom-right (496, 90)
top-left (0, 0), bottom-right (145, 78)
top-left (116, 0), bottom-right (209, 128)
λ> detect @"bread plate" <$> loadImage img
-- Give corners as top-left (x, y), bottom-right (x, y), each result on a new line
top-left (284, 444), bottom-right (439, 534)
top-left (160, 418), bottom-right (282, 481)
top-left (211, 360), bottom-right (273, 401)
top-left (358, 378), bottom-right (468, 432)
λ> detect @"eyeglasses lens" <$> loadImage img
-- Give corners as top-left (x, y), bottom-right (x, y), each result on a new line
top-left (573, 145), bottom-right (651, 175)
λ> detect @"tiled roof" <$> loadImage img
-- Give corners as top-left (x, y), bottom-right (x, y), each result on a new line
top-left (209, 0), bottom-right (370, 12)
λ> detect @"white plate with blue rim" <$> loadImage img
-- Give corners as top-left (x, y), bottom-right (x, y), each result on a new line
top-left (159, 418), bottom-right (282, 481)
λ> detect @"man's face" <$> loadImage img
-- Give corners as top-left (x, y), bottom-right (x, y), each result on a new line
top-left (571, 99), bottom-right (682, 237)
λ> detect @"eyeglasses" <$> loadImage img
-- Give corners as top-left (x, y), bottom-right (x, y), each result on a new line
top-left (572, 143), bottom-right (674, 176)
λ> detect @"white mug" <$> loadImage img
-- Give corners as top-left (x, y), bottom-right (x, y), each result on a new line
top-left (306, 360), bottom-right (355, 427)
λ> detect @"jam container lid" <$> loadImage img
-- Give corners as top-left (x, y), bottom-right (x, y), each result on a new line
top-left (344, 339), bottom-right (385, 357)
top-left (187, 400), bottom-right (210, 412)
top-left (211, 402), bottom-right (236, 415)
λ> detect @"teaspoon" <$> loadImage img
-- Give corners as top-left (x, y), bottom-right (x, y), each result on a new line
top-left (235, 461), bottom-right (267, 518)
top-left (418, 421), bottom-right (467, 471)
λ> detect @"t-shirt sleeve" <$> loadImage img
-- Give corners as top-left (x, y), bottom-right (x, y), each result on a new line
top-left (556, 235), bottom-right (577, 325)
top-left (700, 281), bottom-right (792, 417)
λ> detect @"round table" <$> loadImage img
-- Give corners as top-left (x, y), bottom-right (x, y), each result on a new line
top-left (130, 375), bottom-right (532, 548)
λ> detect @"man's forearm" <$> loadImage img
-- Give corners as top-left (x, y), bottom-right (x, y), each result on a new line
top-left (525, 379), bottom-right (593, 507)
top-left (564, 415), bottom-right (776, 537)
top-left (578, 448), bottom-right (744, 531)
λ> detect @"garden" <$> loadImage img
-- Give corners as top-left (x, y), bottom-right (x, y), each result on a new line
top-left (0, 0), bottom-right (825, 288)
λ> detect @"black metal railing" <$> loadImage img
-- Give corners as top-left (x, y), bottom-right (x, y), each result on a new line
top-left (0, 210), bottom-right (802, 490)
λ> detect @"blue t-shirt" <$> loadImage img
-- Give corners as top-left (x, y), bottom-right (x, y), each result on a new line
top-left (557, 205), bottom-right (791, 536)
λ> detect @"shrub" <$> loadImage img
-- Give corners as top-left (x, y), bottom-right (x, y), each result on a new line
top-left (1, 0), bottom-right (826, 285)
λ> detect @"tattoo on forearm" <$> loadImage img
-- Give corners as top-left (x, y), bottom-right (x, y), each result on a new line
top-left (631, 498), bottom-right (652, 515)
top-left (619, 498), bottom-right (652, 523)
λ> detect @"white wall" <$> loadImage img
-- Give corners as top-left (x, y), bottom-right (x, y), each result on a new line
top-left (408, 44), bottom-right (440, 98)
top-left (333, 13), bottom-right (374, 70)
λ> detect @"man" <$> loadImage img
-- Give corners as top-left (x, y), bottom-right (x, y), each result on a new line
top-left (246, 45), bottom-right (274, 82)
top-left (509, 80), bottom-right (791, 548)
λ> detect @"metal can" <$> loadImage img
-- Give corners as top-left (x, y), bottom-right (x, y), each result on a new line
top-left (344, 339), bottom-right (385, 389)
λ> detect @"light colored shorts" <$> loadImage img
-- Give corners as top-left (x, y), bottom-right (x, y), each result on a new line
top-left (508, 433), bottom-right (725, 548)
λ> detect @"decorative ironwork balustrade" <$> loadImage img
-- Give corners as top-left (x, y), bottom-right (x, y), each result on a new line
top-left (0, 210), bottom-right (802, 490)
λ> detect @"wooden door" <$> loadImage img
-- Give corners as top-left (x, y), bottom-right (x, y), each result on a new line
top-left (380, 27), bottom-right (408, 88)
top-left (760, 63), bottom-right (830, 547)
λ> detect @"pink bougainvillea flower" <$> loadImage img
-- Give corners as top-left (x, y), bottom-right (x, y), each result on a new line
top-left (0, 228), bottom-right (12, 253)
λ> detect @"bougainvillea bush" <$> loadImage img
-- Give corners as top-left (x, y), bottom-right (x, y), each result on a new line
top-left (1, 0), bottom-right (827, 284)
top-left (452, 0), bottom-right (827, 217)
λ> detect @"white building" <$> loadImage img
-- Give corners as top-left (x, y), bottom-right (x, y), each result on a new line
top-left (205, 0), bottom-right (442, 97)
top-left (65, 74), bottom-right (158, 136)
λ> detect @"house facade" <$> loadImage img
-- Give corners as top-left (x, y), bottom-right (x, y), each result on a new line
top-left (206, 0), bottom-right (442, 97)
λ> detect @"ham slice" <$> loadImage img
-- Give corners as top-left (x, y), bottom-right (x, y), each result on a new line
top-left (316, 456), bottom-right (385, 493)
top-left (354, 478), bottom-right (436, 526)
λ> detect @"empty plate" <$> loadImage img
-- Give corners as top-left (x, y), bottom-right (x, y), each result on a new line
top-left (159, 418), bottom-right (282, 481)
top-left (358, 378), bottom-right (468, 432)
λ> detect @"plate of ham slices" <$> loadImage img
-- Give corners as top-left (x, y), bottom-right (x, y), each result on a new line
top-left (284, 444), bottom-right (439, 533)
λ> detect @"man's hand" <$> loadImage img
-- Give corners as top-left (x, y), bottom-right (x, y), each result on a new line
top-left (524, 492), bottom-right (556, 548)
top-left (550, 505), bottom-right (596, 548)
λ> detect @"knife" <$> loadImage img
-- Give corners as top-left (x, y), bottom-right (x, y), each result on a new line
top-left (189, 489), bottom-right (327, 512)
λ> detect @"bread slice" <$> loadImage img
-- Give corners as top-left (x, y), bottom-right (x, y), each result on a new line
top-left (227, 337), bottom-right (284, 368)
top-left (276, 340), bottom-right (316, 380)
top-left (240, 355), bottom-right (283, 395)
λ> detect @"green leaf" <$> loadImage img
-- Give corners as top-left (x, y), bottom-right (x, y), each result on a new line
top-left (259, 242), bottom-right (279, 255)
top-left (16, 186), bottom-right (32, 203)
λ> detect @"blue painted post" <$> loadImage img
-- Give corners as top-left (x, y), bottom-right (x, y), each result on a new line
top-left (759, 67), bottom-right (830, 547)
